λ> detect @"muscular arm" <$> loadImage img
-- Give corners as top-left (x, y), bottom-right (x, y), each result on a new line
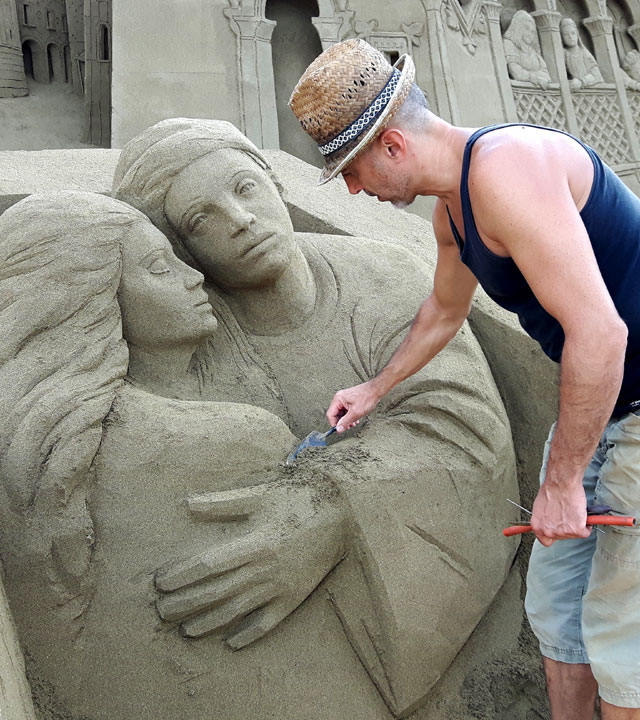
top-left (470, 134), bottom-right (628, 544)
top-left (326, 203), bottom-right (477, 430)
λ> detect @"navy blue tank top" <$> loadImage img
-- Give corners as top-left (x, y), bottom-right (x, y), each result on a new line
top-left (448, 123), bottom-right (640, 415)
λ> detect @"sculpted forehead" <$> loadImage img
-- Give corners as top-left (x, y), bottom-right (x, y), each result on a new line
top-left (121, 220), bottom-right (173, 266)
top-left (164, 149), bottom-right (260, 217)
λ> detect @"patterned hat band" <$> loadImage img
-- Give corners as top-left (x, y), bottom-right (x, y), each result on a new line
top-left (318, 69), bottom-right (401, 157)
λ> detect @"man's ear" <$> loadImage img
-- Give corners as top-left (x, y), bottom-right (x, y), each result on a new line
top-left (378, 128), bottom-right (407, 161)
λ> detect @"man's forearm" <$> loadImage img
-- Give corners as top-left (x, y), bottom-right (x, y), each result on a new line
top-left (545, 325), bottom-right (627, 486)
top-left (370, 293), bottom-right (466, 398)
top-left (530, 321), bottom-right (627, 543)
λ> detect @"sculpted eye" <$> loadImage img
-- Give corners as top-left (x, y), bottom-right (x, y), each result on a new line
top-left (236, 177), bottom-right (257, 195)
top-left (188, 213), bottom-right (207, 232)
top-left (148, 257), bottom-right (171, 275)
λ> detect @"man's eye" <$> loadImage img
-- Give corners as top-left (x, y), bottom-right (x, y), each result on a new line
top-left (236, 178), bottom-right (257, 195)
top-left (148, 258), bottom-right (170, 275)
top-left (189, 213), bottom-right (207, 232)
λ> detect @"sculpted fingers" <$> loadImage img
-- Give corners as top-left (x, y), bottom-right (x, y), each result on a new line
top-left (155, 540), bottom-right (258, 593)
top-left (180, 585), bottom-right (274, 638)
top-left (156, 565), bottom-right (269, 622)
top-left (186, 484), bottom-right (269, 521)
top-left (225, 598), bottom-right (294, 650)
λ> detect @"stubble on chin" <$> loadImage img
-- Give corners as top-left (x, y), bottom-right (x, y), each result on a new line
top-left (391, 198), bottom-right (414, 210)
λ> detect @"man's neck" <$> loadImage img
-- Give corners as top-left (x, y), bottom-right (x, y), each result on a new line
top-left (412, 119), bottom-right (476, 205)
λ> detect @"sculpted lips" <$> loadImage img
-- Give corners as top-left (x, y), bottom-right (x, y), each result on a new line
top-left (194, 291), bottom-right (211, 308)
top-left (243, 231), bottom-right (275, 256)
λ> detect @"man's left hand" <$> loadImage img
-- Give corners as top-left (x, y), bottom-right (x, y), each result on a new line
top-left (530, 479), bottom-right (591, 546)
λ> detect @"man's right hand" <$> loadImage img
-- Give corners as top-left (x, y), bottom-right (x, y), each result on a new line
top-left (326, 380), bottom-right (382, 432)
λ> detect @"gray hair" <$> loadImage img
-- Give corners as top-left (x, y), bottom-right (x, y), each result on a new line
top-left (388, 82), bottom-right (431, 134)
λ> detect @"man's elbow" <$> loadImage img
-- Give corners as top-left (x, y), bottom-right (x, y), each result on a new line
top-left (610, 316), bottom-right (629, 357)
top-left (565, 313), bottom-right (627, 362)
top-left (596, 315), bottom-right (628, 365)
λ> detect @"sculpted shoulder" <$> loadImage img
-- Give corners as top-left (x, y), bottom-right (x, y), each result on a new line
top-left (98, 383), bottom-right (296, 479)
top-left (298, 231), bottom-right (435, 306)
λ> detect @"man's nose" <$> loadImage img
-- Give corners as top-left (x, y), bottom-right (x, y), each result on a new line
top-left (342, 174), bottom-right (363, 195)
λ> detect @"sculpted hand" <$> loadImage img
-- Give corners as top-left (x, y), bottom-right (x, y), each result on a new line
top-left (530, 480), bottom-right (590, 547)
top-left (154, 479), bottom-right (347, 649)
top-left (326, 380), bottom-right (382, 432)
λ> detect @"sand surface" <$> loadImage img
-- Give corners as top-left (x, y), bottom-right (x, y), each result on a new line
top-left (0, 79), bottom-right (96, 150)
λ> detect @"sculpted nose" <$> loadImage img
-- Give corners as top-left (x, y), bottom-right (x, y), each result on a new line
top-left (225, 201), bottom-right (256, 235)
top-left (183, 264), bottom-right (205, 290)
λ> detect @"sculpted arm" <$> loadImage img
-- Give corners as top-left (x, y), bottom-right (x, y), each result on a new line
top-left (471, 141), bottom-right (628, 545)
top-left (326, 206), bottom-right (477, 430)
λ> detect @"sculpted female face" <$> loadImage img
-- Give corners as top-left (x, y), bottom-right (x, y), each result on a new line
top-left (163, 148), bottom-right (296, 289)
top-left (118, 221), bottom-right (217, 349)
top-left (522, 16), bottom-right (536, 46)
top-left (561, 19), bottom-right (578, 48)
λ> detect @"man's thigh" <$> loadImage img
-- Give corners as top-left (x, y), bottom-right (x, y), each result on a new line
top-left (583, 412), bottom-right (640, 709)
top-left (525, 424), bottom-right (602, 663)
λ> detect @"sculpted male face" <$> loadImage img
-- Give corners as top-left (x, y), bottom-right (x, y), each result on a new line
top-left (164, 149), bottom-right (296, 289)
top-left (118, 221), bottom-right (217, 348)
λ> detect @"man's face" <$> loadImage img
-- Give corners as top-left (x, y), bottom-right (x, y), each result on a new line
top-left (340, 143), bottom-right (415, 209)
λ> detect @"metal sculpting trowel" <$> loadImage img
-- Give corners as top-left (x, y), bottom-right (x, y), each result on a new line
top-left (286, 409), bottom-right (347, 465)
top-left (286, 426), bottom-right (338, 465)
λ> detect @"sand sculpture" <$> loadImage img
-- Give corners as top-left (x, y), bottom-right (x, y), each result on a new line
top-left (503, 10), bottom-right (553, 89)
top-left (110, 118), bottom-right (518, 716)
top-left (622, 49), bottom-right (640, 90)
top-left (560, 18), bottom-right (604, 90)
top-left (0, 140), bottom-right (518, 719)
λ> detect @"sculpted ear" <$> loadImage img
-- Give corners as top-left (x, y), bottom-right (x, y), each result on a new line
top-left (378, 128), bottom-right (407, 160)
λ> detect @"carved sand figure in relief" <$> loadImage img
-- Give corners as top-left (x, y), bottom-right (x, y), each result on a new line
top-left (503, 10), bottom-right (553, 89)
top-left (621, 48), bottom-right (640, 90)
top-left (114, 118), bottom-right (519, 717)
top-left (0, 192), bottom-right (344, 719)
top-left (560, 17), bottom-right (604, 90)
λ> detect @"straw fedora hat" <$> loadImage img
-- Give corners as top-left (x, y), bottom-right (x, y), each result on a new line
top-left (289, 38), bottom-right (416, 185)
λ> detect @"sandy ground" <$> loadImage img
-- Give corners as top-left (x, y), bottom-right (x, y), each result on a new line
top-left (0, 79), bottom-right (96, 150)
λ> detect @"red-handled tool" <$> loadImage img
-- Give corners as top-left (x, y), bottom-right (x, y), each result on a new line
top-left (504, 515), bottom-right (636, 537)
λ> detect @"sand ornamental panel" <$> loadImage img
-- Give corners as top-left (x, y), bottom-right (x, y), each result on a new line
top-left (0, 128), bottom-right (519, 720)
top-left (496, 1), bottom-right (640, 180)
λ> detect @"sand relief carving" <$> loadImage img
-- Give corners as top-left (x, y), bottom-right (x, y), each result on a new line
top-left (503, 10), bottom-right (554, 89)
top-left (0, 192), bottom-right (356, 719)
top-left (560, 18), bottom-right (604, 90)
top-left (112, 118), bottom-right (519, 716)
top-left (621, 48), bottom-right (640, 90)
top-left (0, 135), bottom-right (519, 719)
